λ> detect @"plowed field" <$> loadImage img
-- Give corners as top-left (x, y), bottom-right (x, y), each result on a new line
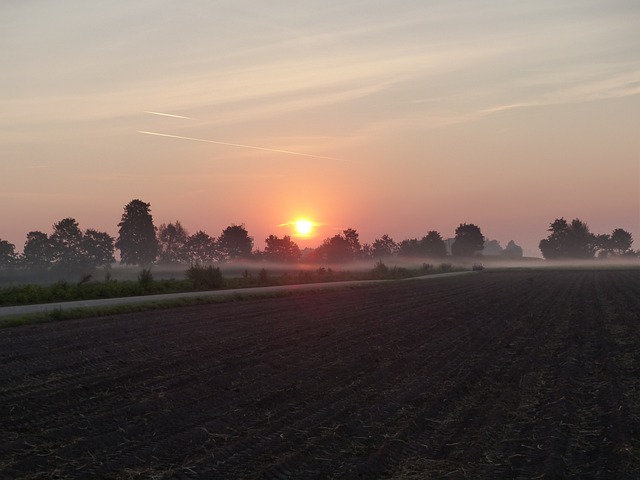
top-left (1, 269), bottom-right (639, 479)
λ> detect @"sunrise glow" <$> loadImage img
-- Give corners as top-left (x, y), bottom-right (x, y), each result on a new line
top-left (295, 219), bottom-right (313, 236)
top-left (1, 1), bottom-right (638, 258)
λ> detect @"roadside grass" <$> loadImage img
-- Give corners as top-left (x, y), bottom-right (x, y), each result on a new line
top-left (0, 262), bottom-right (463, 308)
top-left (0, 262), bottom-right (469, 328)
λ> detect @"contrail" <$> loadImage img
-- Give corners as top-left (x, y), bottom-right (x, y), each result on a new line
top-left (144, 111), bottom-right (195, 120)
top-left (139, 131), bottom-right (343, 161)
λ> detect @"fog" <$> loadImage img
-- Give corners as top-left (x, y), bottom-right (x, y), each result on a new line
top-left (1, 255), bottom-right (637, 288)
top-left (102, 256), bottom-right (639, 282)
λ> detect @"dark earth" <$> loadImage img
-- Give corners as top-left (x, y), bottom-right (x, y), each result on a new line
top-left (1, 269), bottom-right (639, 479)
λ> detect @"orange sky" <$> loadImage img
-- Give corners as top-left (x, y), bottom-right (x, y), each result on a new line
top-left (2, 1), bottom-right (639, 257)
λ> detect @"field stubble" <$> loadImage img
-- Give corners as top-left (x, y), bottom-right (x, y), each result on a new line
top-left (0, 269), bottom-right (639, 479)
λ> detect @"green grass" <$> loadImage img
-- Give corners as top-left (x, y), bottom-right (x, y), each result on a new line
top-left (0, 278), bottom-right (195, 307)
top-left (0, 262), bottom-right (467, 307)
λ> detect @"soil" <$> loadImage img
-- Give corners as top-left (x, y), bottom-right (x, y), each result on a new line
top-left (1, 269), bottom-right (639, 479)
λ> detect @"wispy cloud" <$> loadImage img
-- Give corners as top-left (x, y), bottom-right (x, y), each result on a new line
top-left (138, 131), bottom-right (345, 161)
top-left (144, 111), bottom-right (195, 120)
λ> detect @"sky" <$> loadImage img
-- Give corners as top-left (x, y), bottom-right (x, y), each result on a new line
top-left (2, 0), bottom-right (639, 257)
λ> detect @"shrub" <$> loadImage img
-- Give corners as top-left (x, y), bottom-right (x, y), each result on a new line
top-left (258, 268), bottom-right (269, 284)
top-left (372, 260), bottom-right (389, 278)
top-left (186, 264), bottom-right (223, 290)
top-left (388, 266), bottom-right (412, 279)
top-left (138, 268), bottom-right (154, 287)
top-left (438, 263), bottom-right (454, 273)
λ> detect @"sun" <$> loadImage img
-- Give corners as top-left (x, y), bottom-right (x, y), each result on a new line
top-left (294, 219), bottom-right (313, 236)
top-left (278, 218), bottom-right (318, 237)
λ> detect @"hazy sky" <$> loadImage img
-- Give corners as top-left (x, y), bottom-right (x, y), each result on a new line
top-left (3, 0), bottom-right (639, 257)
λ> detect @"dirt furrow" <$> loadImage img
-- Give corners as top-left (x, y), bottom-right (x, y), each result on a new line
top-left (1, 269), bottom-right (639, 479)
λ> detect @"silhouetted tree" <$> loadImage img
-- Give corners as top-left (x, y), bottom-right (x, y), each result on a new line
top-left (264, 235), bottom-right (301, 262)
top-left (0, 239), bottom-right (17, 269)
top-left (82, 229), bottom-right (115, 268)
top-left (397, 238), bottom-right (423, 257)
top-left (596, 229), bottom-right (634, 258)
top-left (371, 234), bottom-right (397, 258)
top-left (218, 224), bottom-right (253, 260)
top-left (610, 228), bottom-right (633, 256)
top-left (539, 218), bottom-right (595, 259)
top-left (21, 231), bottom-right (53, 270)
top-left (502, 240), bottom-right (523, 258)
top-left (452, 223), bottom-right (485, 257)
top-left (421, 231), bottom-right (447, 258)
top-left (538, 218), bottom-right (568, 259)
top-left (481, 239), bottom-right (503, 256)
top-left (315, 234), bottom-right (353, 263)
top-left (186, 231), bottom-right (220, 264)
top-left (115, 199), bottom-right (158, 266)
top-left (50, 218), bottom-right (85, 271)
top-left (595, 234), bottom-right (612, 257)
top-left (157, 221), bottom-right (190, 264)
top-left (343, 228), bottom-right (362, 258)
top-left (565, 219), bottom-right (596, 258)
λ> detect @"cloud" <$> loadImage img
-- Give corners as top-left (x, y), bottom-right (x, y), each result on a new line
top-left (138, 131), bottom-right (345, 161)
top-left (144, 111), bottom-right (195, 120)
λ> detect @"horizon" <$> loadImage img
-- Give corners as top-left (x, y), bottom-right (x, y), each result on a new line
top-left (2, 1), bottom-right (639, 258)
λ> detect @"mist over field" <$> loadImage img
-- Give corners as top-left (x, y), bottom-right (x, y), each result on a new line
top-left (2, 250), bottom-right (638, 288)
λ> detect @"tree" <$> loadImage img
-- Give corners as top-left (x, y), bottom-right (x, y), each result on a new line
top-left (0, 239), bottom-right (17, 269)
top-left (538, 218), bottom-right (568, 259)
top-left (185, 231), bottom-right (220, 264)
top-left (157, 221), bottom-right (189, 264)
top-left (397, 238), bottom-right (423, 257)
top-left (82, 229), bottom-right (115, 268)
top-left (22, 231), bottom-right (53, 270)
top-left (218, 224), bottom-right (253, 260)
top-left (421, 231), bottom-right (447, 258)
top-left (314, 234), bottom-right (353, 263)
top-left (50, 218), bottom-right (85, 271)
top-left (539, 218), bottom-right (596, 259)
top-left (502, 240), bottom-right (523, 258)
top-left (115, 199), bottom-right (158, 266)
top-left (451, 223), bottom-right (485, 257)
top-left (264, 235), bottom-right (301, 262)
top-left (564, 219), bottom-right (596, 258)
top-left (482, 239), bottom-right (503, 256)
top-left (610, 228), bottom-right (633, 256)
top-left (343, 228), bottom-right (362, 258)
top-left (371, 234), bottom-right (397, 258)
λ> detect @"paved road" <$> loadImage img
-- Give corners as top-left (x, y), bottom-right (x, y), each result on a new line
top-left (0, 271), bottom-right (472, 318)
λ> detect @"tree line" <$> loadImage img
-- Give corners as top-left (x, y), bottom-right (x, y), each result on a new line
top-left (0, 199), bottom-right (636, 274)
top-left (538, 218), bottom-right (635, 259)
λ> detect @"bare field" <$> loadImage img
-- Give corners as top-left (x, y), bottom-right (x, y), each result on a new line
top-left (1, 269), bottom-right (639, 479)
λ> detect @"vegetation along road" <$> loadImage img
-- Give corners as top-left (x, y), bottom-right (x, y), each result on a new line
top-left (0, 271), bottom-right (471, 318)
top-left (1, 268), bottom-right (639, 479)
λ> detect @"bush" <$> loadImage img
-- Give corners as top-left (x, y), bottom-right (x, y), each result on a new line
top-left (138, 268), bottom-right (154, 287)
top-left (186, 264), bottom-right (223, 290)
top-left (258, 268), bottom-right (269, 284)
top-left (388, 266), bottom-right (412, 279)
top-left (372, 260), bottom-right (389, 278)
